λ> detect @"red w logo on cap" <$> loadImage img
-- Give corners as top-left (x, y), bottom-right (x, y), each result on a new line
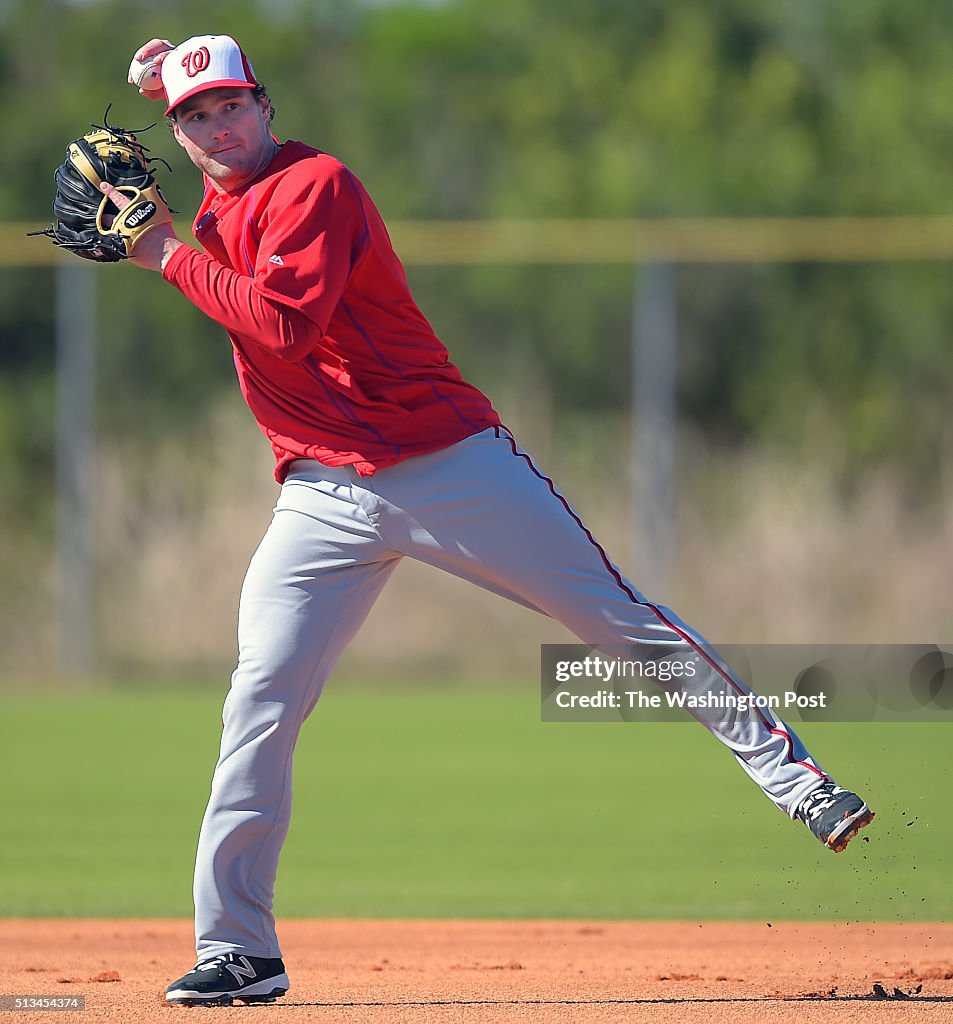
top-left (182, 47), bottom-right (211, 78)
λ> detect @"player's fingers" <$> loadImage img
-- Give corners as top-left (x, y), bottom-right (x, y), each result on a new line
top-left (99, 182), bottom-right (131, 226)
top-left (99, 182), bottom-right (130, 207)
top-left (134, 38), bottom-right (174, 63)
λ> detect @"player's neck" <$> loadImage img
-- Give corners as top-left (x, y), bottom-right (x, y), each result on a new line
top-left (210, 137), bottom-right (281, 195)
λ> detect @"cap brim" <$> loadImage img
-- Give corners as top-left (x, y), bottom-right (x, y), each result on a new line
top-left (165, 80), bottom-right (256, 117)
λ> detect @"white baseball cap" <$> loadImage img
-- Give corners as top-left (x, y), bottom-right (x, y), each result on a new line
top-left (162, 34), bottom-right (258, 116)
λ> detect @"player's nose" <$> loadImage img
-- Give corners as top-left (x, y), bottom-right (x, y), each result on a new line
top-left (208, 115), bottom-right (231, 140)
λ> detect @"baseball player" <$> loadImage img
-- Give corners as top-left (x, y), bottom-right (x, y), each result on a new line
top-left (107, 33), bottom-right (873, 1006)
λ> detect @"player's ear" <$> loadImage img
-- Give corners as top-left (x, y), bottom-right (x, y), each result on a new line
top-left (170, 119), bottom-right (187, 149)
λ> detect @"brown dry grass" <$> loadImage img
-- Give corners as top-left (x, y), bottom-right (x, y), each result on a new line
top-left (3, 403), bottom-right (952, 679)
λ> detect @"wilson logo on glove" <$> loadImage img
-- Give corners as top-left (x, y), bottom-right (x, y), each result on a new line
top-left (125, 202), bottom-right (158, 228)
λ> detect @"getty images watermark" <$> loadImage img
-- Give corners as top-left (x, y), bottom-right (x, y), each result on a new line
top-left (540, 644), bottom-right (953, 722)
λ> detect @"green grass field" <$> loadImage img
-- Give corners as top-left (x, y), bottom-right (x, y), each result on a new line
top-left (0, 682), bottom-right (945, 921)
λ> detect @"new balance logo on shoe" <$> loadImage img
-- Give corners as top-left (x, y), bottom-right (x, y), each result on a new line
top-left (225, 956), bottom-right (258, 986)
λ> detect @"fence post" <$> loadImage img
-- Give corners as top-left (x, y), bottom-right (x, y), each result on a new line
top-left (631, 262), bottom-right (677, 598)
top-left (55, 259), bottom-right (97, 678)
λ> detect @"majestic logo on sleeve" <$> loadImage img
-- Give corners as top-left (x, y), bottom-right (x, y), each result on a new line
top-left (182, 47), bottom-right (211, 78)
top-left (268, 255), bottom-right (284, 266)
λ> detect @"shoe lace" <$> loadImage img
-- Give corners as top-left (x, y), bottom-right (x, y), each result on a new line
top-left (194, 955), bottom-right (230, 971)
top-left (799, 784), bottom-right (840, 821)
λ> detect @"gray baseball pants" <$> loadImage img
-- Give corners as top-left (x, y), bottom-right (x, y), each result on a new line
top-left (192, 426), bottom-right (826, 958)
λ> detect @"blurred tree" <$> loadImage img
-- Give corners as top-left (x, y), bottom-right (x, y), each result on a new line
top-left (2, 0), bottom-right (953, 519)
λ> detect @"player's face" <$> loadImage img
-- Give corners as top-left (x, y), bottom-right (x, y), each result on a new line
top-left (171, 88), bottom-right (277, 192)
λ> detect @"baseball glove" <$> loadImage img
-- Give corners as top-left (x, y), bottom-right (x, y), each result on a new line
top-left (30, 109), bottom-right (173, 262)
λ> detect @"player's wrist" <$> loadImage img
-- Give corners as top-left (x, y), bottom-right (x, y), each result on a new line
top-left (128, 225), bottom-right (180, 273)
top-left (158, 235), bottom-right (184, 274)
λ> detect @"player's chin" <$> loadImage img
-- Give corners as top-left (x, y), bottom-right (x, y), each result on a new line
top-left (205, 154), bottom-right (253, 189)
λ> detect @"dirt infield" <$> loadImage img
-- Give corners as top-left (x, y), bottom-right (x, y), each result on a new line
top-left (2, 920), bottom-right (951, 1022)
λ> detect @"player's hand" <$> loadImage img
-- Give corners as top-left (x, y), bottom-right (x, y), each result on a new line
top-left (98, 181), bottom-right (181, 272)
top-left (129, 38), bottom-right (175, 100)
